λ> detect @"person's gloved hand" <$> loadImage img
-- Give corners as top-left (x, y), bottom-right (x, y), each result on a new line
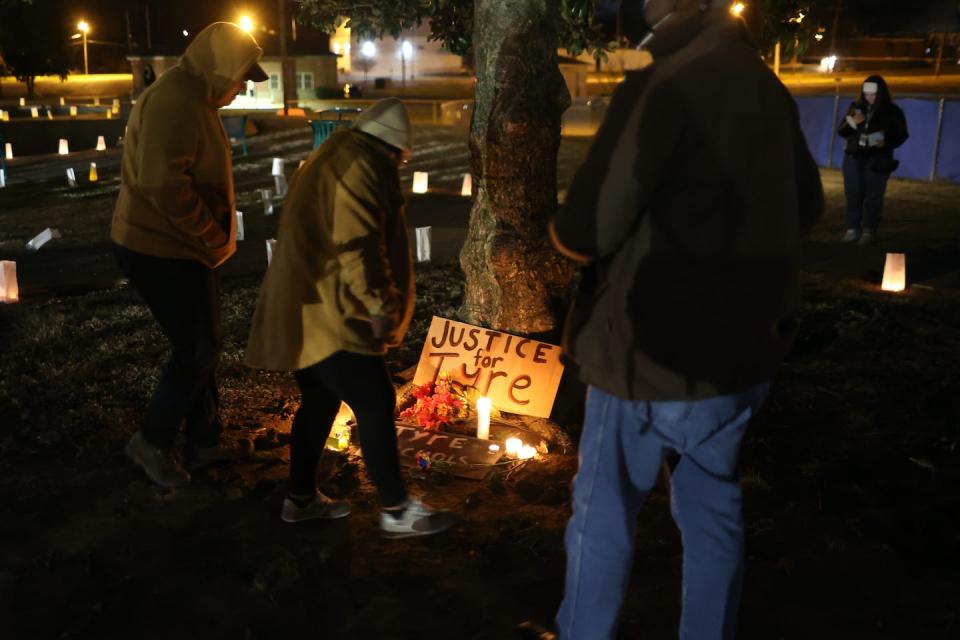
top-left (369, 314), bottom-right (393, 340)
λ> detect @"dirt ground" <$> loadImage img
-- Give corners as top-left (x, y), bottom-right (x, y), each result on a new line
top-left (1, 123), bottom-right (959, 639)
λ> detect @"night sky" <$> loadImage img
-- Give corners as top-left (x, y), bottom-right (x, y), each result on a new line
top-left (27, 0), bottom-right (960, 65)
top-left (600, 0), bottom-right (960, 43)
top-left (66, 0), bottom-right (281, 54)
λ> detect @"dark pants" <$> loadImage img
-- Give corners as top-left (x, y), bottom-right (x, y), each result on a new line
top-left (114, 244), bottom-right (222, 450)
top-left (842, 152), bottom-right (892, 232)
top-left (292, 351), bottom-right (407, 507)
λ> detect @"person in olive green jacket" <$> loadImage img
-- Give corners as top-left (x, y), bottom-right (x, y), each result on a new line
top-left (113, 22), bottom-right (268, 489)
top-left (246, 98), bottom-right (455, 539)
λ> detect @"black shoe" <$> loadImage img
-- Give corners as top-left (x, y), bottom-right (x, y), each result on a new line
top-left (514, 621), bottom-right (557, 639)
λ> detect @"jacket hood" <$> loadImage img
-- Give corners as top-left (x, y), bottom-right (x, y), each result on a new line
top-left (181, 22), bottom-right (263, 103)
top-left (641, 9), bottom-right (748, 60)
top-left (352, 98), bottom-right (412, 153)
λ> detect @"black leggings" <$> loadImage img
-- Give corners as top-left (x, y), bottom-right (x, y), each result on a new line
top-left (291, 351), bottom-right (407, 507)
top-left (114, 244), bottom-right (222, 449)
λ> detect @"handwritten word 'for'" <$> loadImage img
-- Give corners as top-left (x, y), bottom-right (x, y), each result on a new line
top-left (425, 321), bottom-right (557, 405)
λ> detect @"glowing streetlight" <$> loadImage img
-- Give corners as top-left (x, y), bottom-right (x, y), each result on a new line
top-left (730, 3), bottom-right (746, 17)
top-left (399, 40), bottom-right (414, 90)
top-left (361, 41), bottom-right (377, 58)
top-left (239, 15), bottom-right (254, 33)
top-left (77, 20), bottom-right (90, 75)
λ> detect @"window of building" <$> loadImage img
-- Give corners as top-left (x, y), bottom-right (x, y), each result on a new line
top-left (269, 74), bottom-right (280, 90)
top-left (296, 72), bottom-right (314, 90)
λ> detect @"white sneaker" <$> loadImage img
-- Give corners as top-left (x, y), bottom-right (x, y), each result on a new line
top-left (380, 498), bottom-right (456, 539)
top-left (842, 228), bottom-right (860, 243)
top-left (281, 492), bottom-right (351, 523)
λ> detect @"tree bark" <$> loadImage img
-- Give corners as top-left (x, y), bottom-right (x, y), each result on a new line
top-left (459, 0), bottom-right (574, 336)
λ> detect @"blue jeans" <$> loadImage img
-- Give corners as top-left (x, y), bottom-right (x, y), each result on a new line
top-left (842, 153), bottom-right (892, 232)
top-left (557, 383), bottom-right (770, 640)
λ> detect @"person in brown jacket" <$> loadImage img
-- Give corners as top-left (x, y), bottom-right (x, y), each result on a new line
top-left (113, 22), bottom-right (268, 489)
top-left (245, 98), bottom-right (455, 539)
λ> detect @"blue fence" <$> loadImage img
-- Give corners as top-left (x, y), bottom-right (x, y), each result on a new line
top-left (795, 95), bottom-right (960, 183)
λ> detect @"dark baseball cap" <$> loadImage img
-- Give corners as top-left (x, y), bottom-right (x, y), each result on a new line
top-left (244, 62), bottom-right (269, 82)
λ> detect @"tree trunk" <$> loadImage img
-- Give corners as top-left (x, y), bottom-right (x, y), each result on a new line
top-left (459, 0), bottom-right (573, 336)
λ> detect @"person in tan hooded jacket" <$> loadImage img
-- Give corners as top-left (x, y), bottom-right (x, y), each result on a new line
top-left (245, 98), bottom-right (454, 539)
top-left (114, 22), bottom-right (268, 489)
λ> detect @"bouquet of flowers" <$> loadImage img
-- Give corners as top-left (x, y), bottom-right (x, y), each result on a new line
top-left (398, 372), bottom-right (470, 430)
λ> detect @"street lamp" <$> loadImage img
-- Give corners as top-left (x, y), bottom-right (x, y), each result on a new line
top-left (77, 20), bottom-right (90, 75)
top-left (399, 40), bottom-right (414, 90)
top-left (239, 15), bottom-right (254, 33)
top-left (358, 41), bottom-right (377, 85)
top-left (730, 3), bottom-right (746, 17)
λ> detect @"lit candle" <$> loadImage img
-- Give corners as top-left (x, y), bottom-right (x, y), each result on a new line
top-left (70, 106), bottom-right (78, 117)
top-left (412, 171), bottom-right (429, 194)
top-left (461, 173), bottom-right (472, 197)
top-left (88, 162), bottom-right (98, 183)
top-left (505, 437), bottom-right (522, 456)
top-left (58, 139), bottom-right (69, 155)
top-left (519, 445), bottom-right (536, 460)
top-left (96, 136), bottom-right (107, 151)
top-left (476, 396), bottom-right (491, 440)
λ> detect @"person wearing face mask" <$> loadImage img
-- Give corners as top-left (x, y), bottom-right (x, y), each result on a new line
top-left (244, 98), bottom-right (456, 539)
top-left (521, 1), bottom-right (824, 638)
top-left (838, 75), bottom-right (908, 245)
top-left (112, 22), bottom-right (268, 489)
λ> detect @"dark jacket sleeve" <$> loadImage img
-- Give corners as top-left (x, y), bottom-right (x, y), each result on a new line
top-left (837, 102), bottom-right (861, 138)
top-left (551, 71), bottom-right (651, 262)
top-left (886, 104), bottom-right (909, 149)
top-left (552, 74), bottom-right (683, 262)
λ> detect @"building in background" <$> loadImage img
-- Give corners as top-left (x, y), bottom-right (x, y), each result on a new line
top-left (333, 22), bottom-right (466, 88)
top-left (127, 2), bottom-right (338, 107)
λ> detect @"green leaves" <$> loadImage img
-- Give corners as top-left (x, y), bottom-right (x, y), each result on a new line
top-left (296, 0), bottom-right (613, 59)
top-left (559, 0), bottom-right (612, 61)
top-left (751, 0), bottom-right (823, 57)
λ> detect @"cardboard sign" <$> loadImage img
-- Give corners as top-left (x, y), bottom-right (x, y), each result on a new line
top-left (395, 422), bottom-right (504, 480)
top-left (413, 317), bottom-right (564, 418)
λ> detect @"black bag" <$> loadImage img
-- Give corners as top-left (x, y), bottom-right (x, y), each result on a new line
top-left (871, 156), bottom-right (900, 174)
